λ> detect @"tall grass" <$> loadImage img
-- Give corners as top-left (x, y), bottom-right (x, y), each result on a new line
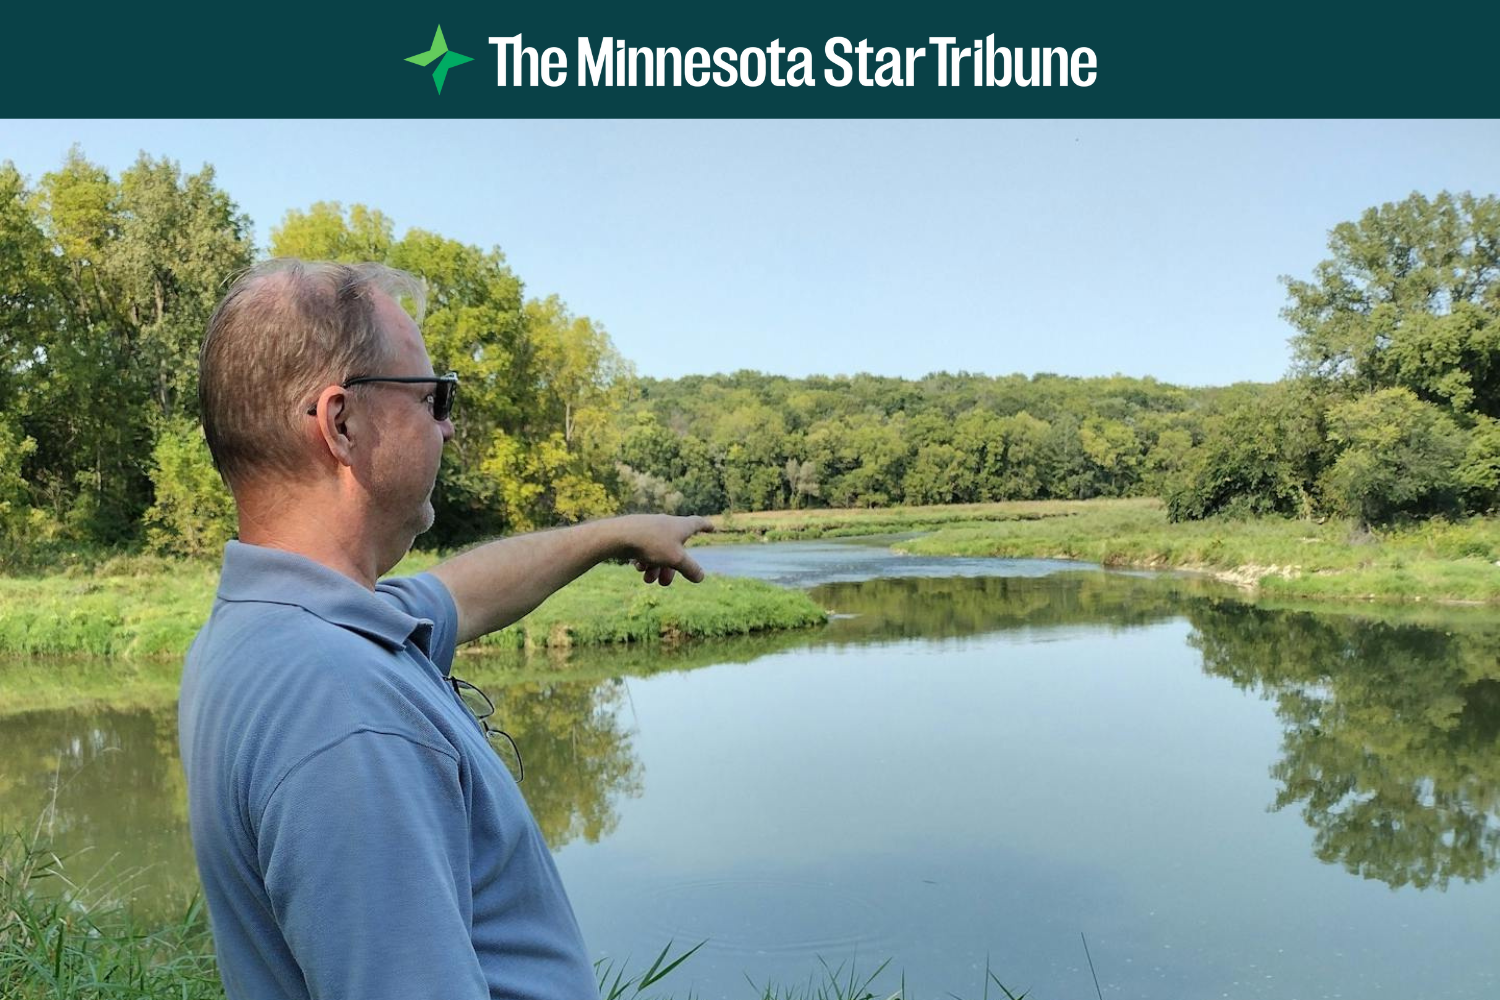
top-left (0, 560), bottom-right (220, 659)
top-left (0, 833), bottom-right (220, 999)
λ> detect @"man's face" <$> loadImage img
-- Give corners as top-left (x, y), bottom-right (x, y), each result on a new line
top-left (359, 294), bottom-right (454, 545)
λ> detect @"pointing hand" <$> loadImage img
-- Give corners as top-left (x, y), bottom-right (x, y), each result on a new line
top-left (624, 515), bottom-right (716, 586)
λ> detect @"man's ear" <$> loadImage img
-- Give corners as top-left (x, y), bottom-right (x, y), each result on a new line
top-left (310, 386), bottom-right (357, 468)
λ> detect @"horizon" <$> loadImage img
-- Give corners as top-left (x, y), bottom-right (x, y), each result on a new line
top-left (632, 366), bottom-right (1275, 390)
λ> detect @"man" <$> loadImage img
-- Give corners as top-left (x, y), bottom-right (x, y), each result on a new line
top-left (179, 259), bottom-right (711, 1000)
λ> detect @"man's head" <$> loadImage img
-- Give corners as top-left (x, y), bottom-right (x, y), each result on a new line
top-left (200, 259), bottom-right (453, 561)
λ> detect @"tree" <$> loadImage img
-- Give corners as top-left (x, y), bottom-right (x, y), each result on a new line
top-left (4, 150), bottom-right (252, 547)
top-left (1079, 416), bottom-right (1143, 496)
top-left (112, 154), bottom-right (253, 421)
top-left (902, 443), bottom-right (966, 505)
top-left (144, 417), bottom-right (237, 557)
top-left (1321, 388), bottom-right (1465, 525)
top-left (995, 411), bottom-right (1051, 500)
top-left (0, 415), bottom-right (40, 553)
top-left (1458, 416), bottom-right (1500, 512)
top-left (269, 205), bottom-right (629, 541)
top-left (1165, 382), bottom-right (1325, 521)
top-left (1284, 191), bottom-right (1500, 419)
top-left (784, 457), bottom-right (821, 508)
top-left (25, 149), bottom-right (145, 540)
top-left (271, 201), bottom-right (394, 262)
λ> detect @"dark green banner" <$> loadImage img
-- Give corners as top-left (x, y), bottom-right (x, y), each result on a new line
top-left (9, 0), bottom-right (1499, 116)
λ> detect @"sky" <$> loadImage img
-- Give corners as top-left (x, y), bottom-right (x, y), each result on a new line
top-left (4, 119), bottom-right (1497, 387)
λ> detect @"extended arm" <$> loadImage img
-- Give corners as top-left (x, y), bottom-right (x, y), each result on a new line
top-left (429, 514), bottom-right (714, 645)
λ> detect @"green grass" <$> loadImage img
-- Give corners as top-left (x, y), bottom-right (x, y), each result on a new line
top-left (704, 500), bottom-right (1112, 544)
top-left (0, 833), bottom-right (221, 1000)
top-left (0, 555), bottom-right (824, 664)
top-left (0, 558), bottom-right (221, 659)
top-left (464, 565), bottom-right (826, 651)
top-left (894, 500), bottom-right (1500, 604)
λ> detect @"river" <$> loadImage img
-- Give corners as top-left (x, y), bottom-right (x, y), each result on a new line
top-left (3, 538), bottom-right (1498, 998)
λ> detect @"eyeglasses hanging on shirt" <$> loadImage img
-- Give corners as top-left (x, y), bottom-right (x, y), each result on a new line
top-left (449, 675), bottom-right (524, 783)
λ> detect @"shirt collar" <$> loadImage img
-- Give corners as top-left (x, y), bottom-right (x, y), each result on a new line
top-left (216, 540), bottom-right (434, 656)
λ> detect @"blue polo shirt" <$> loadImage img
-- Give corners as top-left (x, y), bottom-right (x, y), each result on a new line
top-left (179, 541), bottom-right (596, 1000)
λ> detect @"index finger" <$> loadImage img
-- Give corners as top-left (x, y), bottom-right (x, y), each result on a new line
top-left (674, 551), bottom-right (706, 584)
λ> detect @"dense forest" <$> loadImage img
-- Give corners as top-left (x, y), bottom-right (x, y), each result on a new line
top-left (1, 147), bottom-right (1496, 562)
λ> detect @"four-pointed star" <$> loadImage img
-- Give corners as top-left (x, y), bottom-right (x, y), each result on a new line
top-left (405, 26), bottom-right (473, 95)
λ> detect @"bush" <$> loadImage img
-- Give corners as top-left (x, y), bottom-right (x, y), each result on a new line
top-left (1458, 416), bottom-right (1500, 513)
top-left (1165, 383), bottom-right (1325, 522)
top-left (1321, 389), bottom-right (1465, 526)
top-left (143, 418), bottom-right (236, 558)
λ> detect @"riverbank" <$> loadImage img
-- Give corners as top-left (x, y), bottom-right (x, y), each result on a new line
top-left (6, 498), bottom-right (1497, 664)
top-left (706, 498), bottom-right (1112, 542)
top-left (889, 500), bottom-right (1500, 605)
top-left (0, 558), bottom-right (825, 661)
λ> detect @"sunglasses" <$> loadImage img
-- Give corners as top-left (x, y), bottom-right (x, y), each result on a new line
top-left (306, 371), bottom-right (459, 422)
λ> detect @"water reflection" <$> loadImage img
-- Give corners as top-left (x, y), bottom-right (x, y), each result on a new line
top-left (0, 705), bottom-right (197, 906)
top-left (2, 562), bottom-right (1498, 922)
top-left (1188, 600), bottom-right (1500, 890)
top-left (806, 571), bottom-right (1192, 643)
top-left (479, 677), bottom-right (642, 848)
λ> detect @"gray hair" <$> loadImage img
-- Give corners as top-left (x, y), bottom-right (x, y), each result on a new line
top-left (198, 259), bottom-right (427, 490)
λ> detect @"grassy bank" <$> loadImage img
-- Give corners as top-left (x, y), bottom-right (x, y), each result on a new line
top-left (706, 499), bottom-right (1112, 543)
top-left (0, 557), bottom-right (825, 661)
top-left (0, 626), bottom-right (826, 717)
top-left (891, 500), bottom-right (1500, 604)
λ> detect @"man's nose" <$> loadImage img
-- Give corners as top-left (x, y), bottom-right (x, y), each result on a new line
top-left (440, 417), bottom-right (455, 443)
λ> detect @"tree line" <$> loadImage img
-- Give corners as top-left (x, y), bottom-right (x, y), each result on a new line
top-left (0, 148), bottom-right (631, 559)
top-left (622, 191), bottom-right (1498, 527)
top-left (1, 147), bottom-right (1496, 562)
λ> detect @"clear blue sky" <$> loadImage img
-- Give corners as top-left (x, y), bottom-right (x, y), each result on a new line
top-left (6, 120), bottom-right (1497, 386)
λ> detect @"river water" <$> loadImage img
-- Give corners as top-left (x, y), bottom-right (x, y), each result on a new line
top-left (3, 539), bottom-right (1498, 998)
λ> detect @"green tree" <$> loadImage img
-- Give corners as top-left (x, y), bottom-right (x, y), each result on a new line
top-left (271, 201), bottom-right (395, 262)
top-left (1165, 382), bottom-right (1325, 521)
top-left (270, 205), bottom-right (630, 542)
top-left (950, 407), bottom-right (1006, 501)
top-left (619, 410), bottom-right (682, 481)
top-left (784, 457), bottom-right (821, 508)
top-left (1321, 388), bottom-right (1465, 525)
top-left (6, 150), bottom-right (251, 548)
top-left (112, 154), bottom-right (253, 420)
top-left (1284, 191), bottom-right (1500, 419)
top-left (1079, 416), bottom-right (1143, 496)
top-left (0, 416), bottom-right (41, 554)
top-left (26, 150), bottom-right (145, 541)
top-left (996, 411), bottom-right (1051, 500)
top-left (1458, 416), bottom-right (1500, 512)
top-left (674, 436), bottom-right (726, 514)
top-left (143, 417), bottom-right (237, 557)
top-left (902, 443), bottom-right (966, 505)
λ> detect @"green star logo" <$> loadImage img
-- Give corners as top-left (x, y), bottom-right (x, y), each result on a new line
top-left (405, 25), bottom-right (473, 95)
